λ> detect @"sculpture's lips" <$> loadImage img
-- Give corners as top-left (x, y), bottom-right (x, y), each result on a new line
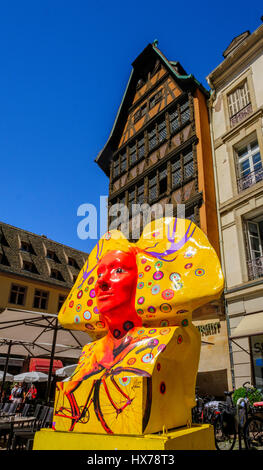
top-left (97, 292), bottom-right (114, 300)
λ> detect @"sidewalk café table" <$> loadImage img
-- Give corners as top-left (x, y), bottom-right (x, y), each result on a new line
top-left (0, 414), bottom-right (37, 449)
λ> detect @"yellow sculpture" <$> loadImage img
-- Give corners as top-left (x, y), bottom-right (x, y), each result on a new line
top-left (53, 218), bottom-right (224, 436)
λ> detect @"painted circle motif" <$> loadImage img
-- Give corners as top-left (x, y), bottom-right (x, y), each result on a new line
top-left (173, 281), bottom-right (183, 291)
top-left (157, 363), bottom-right (161, 371)
top-left (144, 265), bottom-right (151, 272)
top-left (104, 232), bottom-right (111, 240)
top-left (169, 272), bottom-right (181, 282)
top-left (83, 310), bottom-right (91, 321)
top-left (147, 306), bottom-right (156, 314)
top-left (160, 382), bottom-right (166, 394)
top-left (160, 320), bottom-right (169, 327)
top-left (149, 329), bottom-right (157, 335)
top-left (160, 328), bottom-right (171, 335)
top-left (137, 329), bottom-right (145, 335)
top-left (182, 319), bottom-right (189, 327)
top-left (96, 321), bottom-right (105, 329)
top-left (137, 296), bottom-right (145, 305)
top-left (177, 335), bottom-right (183, 344)
top-left (113, 329), bottom-right (122, 339)
top-left (74, 315), bottom-right (80, 324)
top-left (153, 271), bottom-right (164, 281)
top-left (177, 309), bottom-right (188, 314)
top-left (88, 276), bottom-right (94, 285)
top-left (84, 286), bottom-right (89, 292)
top-left (69, 301), bottom-right (74, 308)
top-left (76, 304), bottom-right (82, 312)
top-left (137, 282), bottom-right (144, 289)
top-left (184, 263), bottom-right (193, 269)
top-left (154, 261), bottom-right (163, 269)
top-left (141, 258), bottom-right (147, 264)
top-left (127, 358), bottom-right (136, 366)
top-left (138, 272), bottom-right (144, 279)
top-left (123, 321), bottom-right (134, 332)
top-left (147, 281), bottom-right (154, 288)
top-left (158, 344), bottom-right (166, 352)
top-left (195, 268), bottom-right (205, 276)
top-left (93, 306), bottom-right (99, 314)
top-left (87, 299), bottom-right (93, 307)
top-left (142, 353), bottom-right (154, 363)
top-left (137, 309), bottom-right (144, 316)
top-left (77, 290), bottom-right (83, 299)
top-left (89, 289), bottom-right (96, 298)
top-left (85, 323), bottom-right (95, 330)
top-left (162, 289), bottom-right (174, 301)
top-left (119, 377), bottom-right (131, 386)
top-left (151, 285), bottom-right (160, 295)
top-left (160, 303), bottom-right (172, 313)
top-left (152, 232), bottom-right (160, 238)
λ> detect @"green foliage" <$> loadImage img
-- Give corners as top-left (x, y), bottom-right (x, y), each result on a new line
top-left (233, 386), bottom-right (263, 406)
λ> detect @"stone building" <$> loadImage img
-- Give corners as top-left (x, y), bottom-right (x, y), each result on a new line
top-left (0, 220), bottom-right (88, 373)
top-left (207, 20), bottom-right (263, 389)
top-left (95, 42), bottom-right (232, 396)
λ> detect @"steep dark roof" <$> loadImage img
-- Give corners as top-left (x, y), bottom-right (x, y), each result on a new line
top-left (95, 42), bottom-right (209, 176)
top-left (0, 221), bottom-right (88, 289)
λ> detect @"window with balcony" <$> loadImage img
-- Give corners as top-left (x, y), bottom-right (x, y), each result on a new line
top-left (236, 138), bottom-right (263, 192)
top-left (227, 80), bottom-right (252, 127)
top-left (246, 219), bottom-right (263, 280)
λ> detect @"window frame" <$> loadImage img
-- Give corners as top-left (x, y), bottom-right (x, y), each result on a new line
top-left (33, 289), bottom-right (49, 310)
top-left (9, 284), bottom-right (27, 306)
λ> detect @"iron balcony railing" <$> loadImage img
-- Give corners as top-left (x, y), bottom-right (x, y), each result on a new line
top-left (237, 167), bottom-right (263, 192)
top-left (247, 256), bottom-right (263, 280)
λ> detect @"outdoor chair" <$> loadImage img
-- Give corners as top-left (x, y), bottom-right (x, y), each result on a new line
top-left (0, 402), bottom-right (11, 416)
top-left (22, 407), bottom-right (54, 451)
top-left (10, 405), bottom-right (50, 450)
top-left (5, 401), bottom-right (18, 416)
top-left (20, 403), bottom-right (30, 417)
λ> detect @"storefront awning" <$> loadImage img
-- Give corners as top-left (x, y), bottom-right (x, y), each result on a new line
top-left (230, 312), bottom-right (263, 340)
top-left (29, 358), bottom-right (63, 374)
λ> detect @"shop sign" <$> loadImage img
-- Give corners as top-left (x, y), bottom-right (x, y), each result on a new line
top-left (196, 321), bottom-right (221, 337)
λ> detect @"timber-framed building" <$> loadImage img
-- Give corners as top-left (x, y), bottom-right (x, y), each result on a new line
top-left (95, 42), bottom-right (232, 396)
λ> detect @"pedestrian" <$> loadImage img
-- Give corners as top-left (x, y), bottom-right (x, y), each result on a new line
top-left (25, 383), bottom-right (37, 404)
top-left (12, 382), bottom-right (25, 409)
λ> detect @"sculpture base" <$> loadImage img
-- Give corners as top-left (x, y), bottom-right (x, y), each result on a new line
top-left (33, 425), bottom-right (215, 450)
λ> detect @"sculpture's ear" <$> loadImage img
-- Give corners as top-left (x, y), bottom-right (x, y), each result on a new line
top-left (135, 218), bottom-right (224, 320)
top-left (57, 229), bottom-right (130, 338)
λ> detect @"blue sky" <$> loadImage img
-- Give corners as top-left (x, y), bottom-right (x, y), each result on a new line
top-left (0, 0), bottom-right (262, 254)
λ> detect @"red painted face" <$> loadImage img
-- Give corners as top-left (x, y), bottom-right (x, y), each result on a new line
top-left (95, 250), bottom-right (138, 327)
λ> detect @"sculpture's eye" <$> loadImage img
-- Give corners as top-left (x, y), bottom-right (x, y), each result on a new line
top-left (98, 273), bottom-right (103, 278)
top-left (115, 268), bottom-right (125, 273)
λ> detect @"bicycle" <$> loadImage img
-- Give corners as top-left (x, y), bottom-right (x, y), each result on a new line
top-left (213, 382), bottom-right (263, 450)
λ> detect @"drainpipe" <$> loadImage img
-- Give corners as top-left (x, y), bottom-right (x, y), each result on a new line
top-left (207, 76), bottom-right (235, 389)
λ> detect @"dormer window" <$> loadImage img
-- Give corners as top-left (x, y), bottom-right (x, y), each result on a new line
top-left (50, 268), bottom-right (64, 282)
top-left (23, 260), bottom-right (38, 274)
top-left (20, 241), bottom-right (35, 254)
top-left (46, 250), bottom-right (60, 263)
top-left (68, 257), bottom-right (79, 269)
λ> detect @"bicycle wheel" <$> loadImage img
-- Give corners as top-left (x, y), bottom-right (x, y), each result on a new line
top-left (214, 414), bottom-right (237, 450)
top-left (244, 416), bottom-right (263, 450)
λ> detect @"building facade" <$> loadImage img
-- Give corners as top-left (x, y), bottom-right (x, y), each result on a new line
top-left (96, 42), bottom-right (232, 396)
top-left (207, 21), bottom-right (263, 389)
top-left (0, 221), bottom-right (88, 374)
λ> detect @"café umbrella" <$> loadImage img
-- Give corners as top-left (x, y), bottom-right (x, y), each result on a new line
top-left (0, 370), bottom-right (14, 382)
top-left (13, 371), bottom-right (49, 383)
top-left (55, 364), bottom-right (77, 378)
